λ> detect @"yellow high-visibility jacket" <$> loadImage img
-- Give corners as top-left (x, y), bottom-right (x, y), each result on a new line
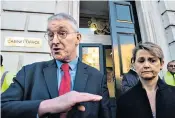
top-left (163, 71), bottom-right (175, 86)
top-left (0, 66), bottom-right (16, 93)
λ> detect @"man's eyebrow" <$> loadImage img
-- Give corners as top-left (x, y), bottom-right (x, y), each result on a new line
top-left (59, 26), bottom-right (68, 30)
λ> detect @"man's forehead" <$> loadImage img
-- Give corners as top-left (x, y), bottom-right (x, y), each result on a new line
top-left (47, 20), bottom-right (72, 31)
top-left (47, 25), bottom-right (67, 31)
top-left (169, 62), bottom-right (175, 65)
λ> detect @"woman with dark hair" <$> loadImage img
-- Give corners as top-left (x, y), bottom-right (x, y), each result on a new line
top-left (116, 42), bottom-right (175, 118)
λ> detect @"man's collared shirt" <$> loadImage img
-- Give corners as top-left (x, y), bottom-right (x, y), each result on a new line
top-left (56, 57), bottom-right (78, 90)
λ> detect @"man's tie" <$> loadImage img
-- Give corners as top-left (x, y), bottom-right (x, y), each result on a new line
top-left (59, 63), bottom-right (71, 118)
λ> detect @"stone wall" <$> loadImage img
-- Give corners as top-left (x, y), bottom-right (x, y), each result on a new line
top-left (158, 1), bottom-right (175, 59)
top-left (1, 0), bottom-right (79, 72)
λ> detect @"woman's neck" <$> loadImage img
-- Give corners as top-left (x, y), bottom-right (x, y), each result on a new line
top-left (140, 76), bottom-right (159, 92)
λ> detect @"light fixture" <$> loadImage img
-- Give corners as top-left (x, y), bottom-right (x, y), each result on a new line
top-left (90, 27), bottom-right (97, 31)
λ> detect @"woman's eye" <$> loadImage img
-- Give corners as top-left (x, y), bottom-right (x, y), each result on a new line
top-left (139, 61), bottom-right (144, 63)
top-left (150, 59), bottom-right (156, 63)
top-left (138, 60), bottom-right (145, 63)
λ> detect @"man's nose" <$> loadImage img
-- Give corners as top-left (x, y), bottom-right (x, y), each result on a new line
top-left (52, 34), bottom-right (60, 44)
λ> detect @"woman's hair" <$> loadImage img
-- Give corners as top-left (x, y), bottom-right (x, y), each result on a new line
top-left (132, 42), bottom-right (164, 63)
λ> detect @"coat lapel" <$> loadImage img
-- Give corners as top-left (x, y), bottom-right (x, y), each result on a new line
top-left (73, 61), bottom-right (88, 92)
top-left (43, 59), bottom-right (58, 98)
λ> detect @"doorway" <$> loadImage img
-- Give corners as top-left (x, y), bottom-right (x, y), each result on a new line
top-left (79, 1), bottom-right (116, 98)
top-left (79, 1), bottom-right (141, 98)
top-left (79, 44), bottom-right (115, 98)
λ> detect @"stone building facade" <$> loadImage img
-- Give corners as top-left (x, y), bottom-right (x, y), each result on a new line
top-left (1, 1), bottom-right (175, 96)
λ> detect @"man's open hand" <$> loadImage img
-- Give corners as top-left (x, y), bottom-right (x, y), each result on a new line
top-left (38, 91), bottom-right (102, 116)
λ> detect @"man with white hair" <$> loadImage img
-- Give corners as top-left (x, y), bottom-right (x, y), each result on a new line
top-left (1, 13), bottom-right (110, 118)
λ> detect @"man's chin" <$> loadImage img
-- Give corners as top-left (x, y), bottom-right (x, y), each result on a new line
top-left (53, 55), bottom-right (64, 61)
top-left (53, 55), bottom-right (70, 62)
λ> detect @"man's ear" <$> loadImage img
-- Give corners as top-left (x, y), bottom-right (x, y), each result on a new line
top-left (75, 33), bottom-right (81, 46)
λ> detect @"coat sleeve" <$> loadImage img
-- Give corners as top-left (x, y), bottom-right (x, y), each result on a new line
top-left (99, 75), bottom-right (111, 118)
top-left (1, 66), bottom-right (42, 118)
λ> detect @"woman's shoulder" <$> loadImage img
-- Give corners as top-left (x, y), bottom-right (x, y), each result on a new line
top-left (118, 84), bottom-right (141, 104)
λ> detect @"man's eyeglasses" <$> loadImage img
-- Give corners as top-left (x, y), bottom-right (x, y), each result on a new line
top-left (44, 31), bottom-right (77, 41)
top-left (168, 65), bottom-right (175, 68)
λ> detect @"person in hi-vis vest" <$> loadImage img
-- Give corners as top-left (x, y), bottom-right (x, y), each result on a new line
top-left (163, 60), bottom-right (175, 86)
top-left (0, 55), bottom-right (16, 93)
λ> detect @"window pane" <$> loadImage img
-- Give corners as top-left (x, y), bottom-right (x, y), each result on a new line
top-left (79, 17), bottom-right (110, 35)
top-left (82, 47), bottom-right (100, 70)
top-left (116, 4), bottom-right (132, 22)
top-left (119, 34), bottom-right (135, 73)
top-left (105, 49), bottom-right (115, 98)
top-left (79, 1), bottom-right (110, 35)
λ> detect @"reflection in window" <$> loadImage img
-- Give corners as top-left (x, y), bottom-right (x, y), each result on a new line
top-left (119, 34), bottom-right (135, 73)
top-left (115, 4), bottom-right (132, 23)
top-left (113, 45), bottom-right (121, 79)
top-left (82, 47), bottom-right (100, 70)
top-left (105, 49), bottom-right (115, 98)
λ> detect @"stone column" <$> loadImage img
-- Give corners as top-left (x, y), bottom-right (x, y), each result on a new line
top-left (135, 0), bottom-right (171, 76)
top-left (68, 0), bottom-right (80, 56)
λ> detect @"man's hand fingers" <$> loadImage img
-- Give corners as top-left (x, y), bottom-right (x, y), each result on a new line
top-left (67, 107), bottom-right (72, 111)
top-left (76, 93), bottom-right (102, 103)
